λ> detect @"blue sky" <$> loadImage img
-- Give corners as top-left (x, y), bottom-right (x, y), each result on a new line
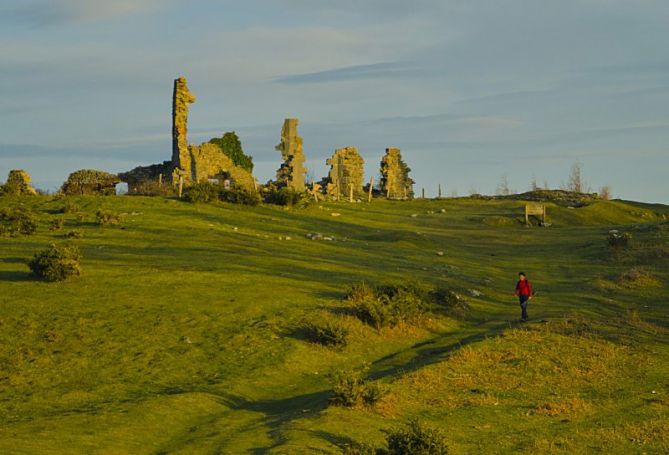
top-left (1, 0), bottom-right (667, 202)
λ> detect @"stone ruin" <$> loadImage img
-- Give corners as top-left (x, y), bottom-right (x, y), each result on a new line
top-left (120, 76), bottom-right (255, 192)
top-left (274, 119), bottom-right (306, 191)
top-left (2, 170), bottom-right (37, 195)
top-left (379, 147), bottom-right (414, 199)
top-left (325, 147), bottom-right (365, 200)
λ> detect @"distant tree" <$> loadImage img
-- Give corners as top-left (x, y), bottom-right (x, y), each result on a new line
top-left (543, 180), bottom-right (549, 190)
top-left (496, 173), bottom-right (511, 196)
top-left (567, 162), bottom-right (587, 193)
top-left (530, 175), bottom-right (539, 191)
top-left (599, 185), bottom-right (613, 201)
top-left (209, 132), bottom-right (254, 173)
top-left (468, 185), bottom-right (479, 196)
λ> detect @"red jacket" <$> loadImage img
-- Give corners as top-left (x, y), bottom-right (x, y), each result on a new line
top-left (515, 279), bottom-right (532, 296)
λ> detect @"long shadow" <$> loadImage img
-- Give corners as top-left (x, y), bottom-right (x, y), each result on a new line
top-left (368, 321), bottom-right (512, 381)
top-left (212, 389), bottom-right (334, 453)
top-left (0, 270), bottom-right (35, 282)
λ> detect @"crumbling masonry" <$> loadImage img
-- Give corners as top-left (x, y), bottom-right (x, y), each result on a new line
top-left (325, 147), bottom-right (365, 199)
top-left (120, 76), bottom-right (255, 192)
top-left (275, 119), bottom-right (306, 191)
top-left (379, 147), bottom-right (414, 199)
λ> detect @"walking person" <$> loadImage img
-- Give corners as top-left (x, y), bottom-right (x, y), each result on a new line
top-left (514, 272), bottom-right (533, 321)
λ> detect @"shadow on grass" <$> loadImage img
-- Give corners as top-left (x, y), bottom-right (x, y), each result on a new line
top-left (0, 270), bottom-right (35, 282)
top-left (214, 390), bottom-right (334, 453)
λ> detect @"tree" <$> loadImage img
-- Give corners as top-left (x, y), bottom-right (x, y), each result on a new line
top-left (599, 185), bottom-right (612, 200)
top-left (530, 175), bottom-right (539, 191)
top-left (495, 173), bottom-right (511, 196)
top-left (567, 162), bottom-right (585, 193)
top-left (209, 132), bottom-right (254, 173)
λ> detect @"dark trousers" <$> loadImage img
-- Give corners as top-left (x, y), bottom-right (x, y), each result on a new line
top-left (519, 295), bottom-right (529, 320)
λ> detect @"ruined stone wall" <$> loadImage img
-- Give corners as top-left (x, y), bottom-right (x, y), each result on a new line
top-left (275, 118), bottom-right (306, 191)
top-left (171, 76), bottom-right (196, 168)
top-left (325, 147), bottom-right (365, 199)
top-left (184, 142), bottom-right (256, 191)
top-left (379, 147), bottom-right (414, 199)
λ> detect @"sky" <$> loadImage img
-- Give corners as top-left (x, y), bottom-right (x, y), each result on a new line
top-left (0, 0), bottom-right (667, 202)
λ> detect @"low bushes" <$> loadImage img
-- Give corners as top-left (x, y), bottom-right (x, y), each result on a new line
top-left (343, 420), bottom-right (450, 455)
top-left (262, 185), bottom-right (311, 207)
top-left (0, 207), bottom-right (38, 237)
top-left (346, 281), bottom-right (456, 329)
top-left (330, 370), bottom-right (385, 408)
top-left (385, 419), bottom-right (450, 455)
top-left (184, 182), bottom-right (260, 206)
top-left (49, 218), bottom-right (64, 231)
top-left (304, 319), bottom-right (349, 347)
top-left (607, 230), bottom-right (631, 248)
top-left (96, 210), bottom-right (122, 226)
top-left (60, 169), bottom-right (119, 196)
top-left (28, 243), bottom-right (82, 282)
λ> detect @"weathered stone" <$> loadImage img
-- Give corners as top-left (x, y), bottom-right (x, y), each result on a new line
top-left (172, 76), bottom-right (196, 168)
top-left (2, 170), bottom-right (37, 195)
top-left (325, 147), bottom-right (365, 199)
top-left (379, 147), bottom-right (414, 199)
top-left (275, 119), bottom-right (306, 191)
top-left (120, 77), bottom-right (256, 193)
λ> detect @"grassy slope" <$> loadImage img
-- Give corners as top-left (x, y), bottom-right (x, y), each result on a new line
top-left (0, 196), bottom-right (667, 454)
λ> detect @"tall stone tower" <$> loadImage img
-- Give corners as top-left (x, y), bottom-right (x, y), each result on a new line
top-left (325, 146), bottom-right (365, 199)
top-left (275, 118), bottom-right (306, 191)
top-left (380, 147), bottom-right (414, 199)
top-left (171, 76), bottom-right (196, 169)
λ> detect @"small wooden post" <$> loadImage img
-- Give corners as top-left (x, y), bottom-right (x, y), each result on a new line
top-left (349, 183), bottom-right (354, 203)
top-left (422, 188), bottom-right (425, 199)
top-left (178, 176), bottom-right (184, 198)
top-left (438, 184), bottom-right (442, 199)
top-left (158, 173), bottom-right (163, 187)
top-left (368, 177), bottom-right (374, 203)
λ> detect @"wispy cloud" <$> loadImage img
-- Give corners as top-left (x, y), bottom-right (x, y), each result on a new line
top-left (273, 62), bottom-right (417, 84)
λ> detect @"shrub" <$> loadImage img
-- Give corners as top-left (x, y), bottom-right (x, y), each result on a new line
top-left (1, 170), bottom-right (37, 196)
top-left (0, 207), bottom-right (38, 237)
top-left (607, 230), bottom-right (631, 248)
top-left (49, 218), bottom-right (65, 231)
top-left (208, 132), bottom-right (254, 172)
top-left (28, 243), bottom-right (82, 282)
top-left (330, 371), bottom-right (385, 408)
top-left (346, 282), bottom-right (432, 329)
top-left (263, 185), bottom-right (311, 207)
top-left (433, 289), bottom-right (469, 319)
top-left (304, 319), bottom-right (349, 347)
top-left (66, 230), bottom-right (83, 239)
top-left (220, 187), bottom-right (261, 206)
top-left (184, 182), bottom-right (221, 203)
top-left (58, 200), bottom-right (79, 214)
top-left (385, 419), bottom-right (450, 455)
top-left (96, 210), bottom-right (122, 226)
top-left (60, 169), bottom-right (120, 196)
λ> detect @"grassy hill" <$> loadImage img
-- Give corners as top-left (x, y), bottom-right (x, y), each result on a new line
top-left (0, 195), bottom-right (667, 454)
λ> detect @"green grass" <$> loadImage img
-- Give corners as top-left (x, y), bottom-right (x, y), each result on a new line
top-left (0, 195), bottom-right (667, 454)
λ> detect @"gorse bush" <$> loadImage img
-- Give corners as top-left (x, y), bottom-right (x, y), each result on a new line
top-left (304, 319), bottom-right (349, 347)
top-left (28, 243), bottom-right (82, 282)
top-left (607, 230), bottom-right (631, 248)
top-left (49, 218), bottom-right (64, 231)
top-left (184, 182), bottom-right (260, 206)
top-left (208, 132), bottom-right (254, 173)
top-left (58, 200), bottom-right (79, 214)
top-left (346, 282), bottom-right (432, 329)
top-left (184, 182), bottom-right (220, 203)
top-left (220, 187), bottom-right (261, 206)
top-left (330, 370), bottom-right (385, 408)
top-left (385, 419), bottom-right (450, 455)
top-left (60, 169), bottom-right (119, 196)
top-left (433, 289), bottom-right (469, 319)
top-left (263, 185), bottom-right (311, 207)
top-left (96, 210), bottom-right (122, 226)
top-left (0, 207), bottom-right (38, 237)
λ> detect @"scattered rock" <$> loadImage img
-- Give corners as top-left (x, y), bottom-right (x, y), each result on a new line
top-left (410, 214), bottom-right (418, 218)
top-left (331, 213), bottom-right (341, 217)
top-left (469, 289), bottom-right (483, 297)
top-left (306, 232), bottom-right (323, 240)
top-left (436, 251), bottom-right (445, 257)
